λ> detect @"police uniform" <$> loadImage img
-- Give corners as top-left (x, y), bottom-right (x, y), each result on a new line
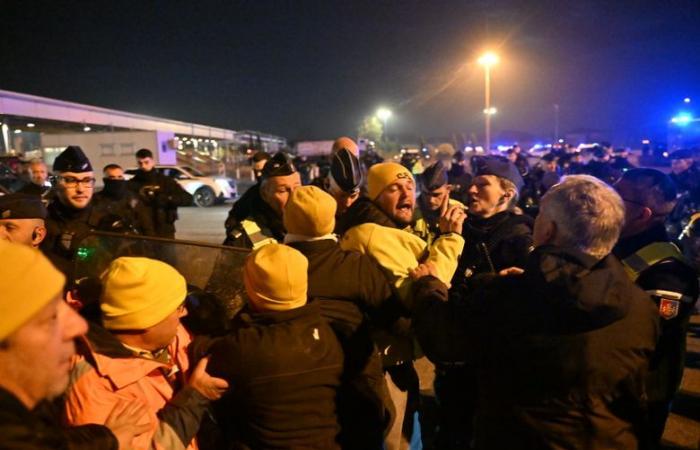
top-left (223, 153), bottom-right (295, 249)
top-left (93, 180), bottom-right (155, 236)
top-left (127, 165), bottom-right (193, 239)
top-left (614, 223), bottom-right (699, 442)
top-left (40, 147), bottom-right (128, 280)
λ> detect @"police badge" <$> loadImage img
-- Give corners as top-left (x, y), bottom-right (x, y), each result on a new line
top-left (659, 298), bottom-right (680, 320)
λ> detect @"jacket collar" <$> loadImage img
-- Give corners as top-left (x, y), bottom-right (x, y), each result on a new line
top-left (239, 302), bottom-right (320, 326)
top-left (613, 222), bottom-right (669, 259)
top-left (78, 322), bottom-right (187, 389)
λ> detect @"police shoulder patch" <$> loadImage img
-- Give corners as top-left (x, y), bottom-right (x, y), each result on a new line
top-left (659, 298), bottom-right (680, 320)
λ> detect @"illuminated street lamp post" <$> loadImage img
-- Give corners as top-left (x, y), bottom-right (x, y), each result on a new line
top-left (377, 107), bottom-right (392, 141)
top-left (478, 52), bottom-right (499, 152)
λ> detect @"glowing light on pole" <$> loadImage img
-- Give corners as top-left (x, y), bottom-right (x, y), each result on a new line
top-left (377, 107), bottom-right (392, 141)
top-left (478, 52), bottom-right (499, 151)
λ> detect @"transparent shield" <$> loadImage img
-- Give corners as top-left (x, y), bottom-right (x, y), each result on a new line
top-left (73, 231), bottom-right (250, 333)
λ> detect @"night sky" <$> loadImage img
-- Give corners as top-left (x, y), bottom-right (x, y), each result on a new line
top-left (2, 0), bottom-right (700, 143)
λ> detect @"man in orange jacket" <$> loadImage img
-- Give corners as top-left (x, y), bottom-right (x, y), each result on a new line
top-left (64, 257), bottom-right (228, 450)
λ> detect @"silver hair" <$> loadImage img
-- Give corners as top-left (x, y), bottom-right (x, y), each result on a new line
top-left (541, 175), bottom-right (625, 259)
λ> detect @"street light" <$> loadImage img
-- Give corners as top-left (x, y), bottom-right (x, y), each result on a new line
top-left (377, 107), bottom-right (392, 141)
top-left (478, 52), bottom-right (499, 152)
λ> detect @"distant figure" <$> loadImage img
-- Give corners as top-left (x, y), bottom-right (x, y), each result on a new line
top-left (92, 164), bottom-right (155, 235)
top-left (17, 158), bottom-right (53, 203)
top-left (127, 148), bottom-right (193, 238)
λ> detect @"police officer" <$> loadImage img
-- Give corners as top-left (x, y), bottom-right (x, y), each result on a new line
top-left (667, 148), bottom-right (700, 239)
top-left (17, 159), bottom-right (53, 203)
top-left (413, 160), bottom-right (465, 246)
top-left (613, 168), bottom-right (699, 445)
top-left (223, 152), bottom-right (301, 249)
top-left (40, 146), bottom-right (103, 278)
top-left (93, 164), bottom-right (155, 236)
top-left (128, 148), bottom-right (193, 238)
top-left (437, 156), bottom-right (533, 449)
top-left (0, 193), bottom-right (48, 247)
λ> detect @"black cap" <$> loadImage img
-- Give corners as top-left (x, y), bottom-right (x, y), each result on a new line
top-left (0, 193), bottom-right (48, 219)
top-left (261, 152), bottom-right (296, 179)
top-left (53, 146), bottom-right (93, 173)
top-left (541, 152), bottom-right (557, 163)
top-left (669, 148), bottom-right (695, 160)
top-left (330, 148), bottom-right (362, 193)
top-left (473, 156), bottom-right (524, 191)
top-left (419, 161), bottom-right (448, 191)
top-left (591, 145), bottom-right (607, 159)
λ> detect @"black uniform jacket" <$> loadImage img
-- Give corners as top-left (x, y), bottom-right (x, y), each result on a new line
top-left (127, 169), bottom-right (193, 238)
top-left (0, 387), bottom-right (116, 450)
top-left (222, 184), bottom-right (285, 248)
top-left (614, 223), bottom-right (700, 402)
top-left (412, 245), bottom-right (660, 450)
top-left (207, 302), bottom-right (344, 450)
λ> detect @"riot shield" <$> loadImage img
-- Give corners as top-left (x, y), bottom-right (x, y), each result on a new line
top-left (73, 231), bottom-right (250, 334)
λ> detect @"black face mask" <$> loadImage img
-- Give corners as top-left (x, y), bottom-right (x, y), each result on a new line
top-left (102, 179), bottom-right (128, 198)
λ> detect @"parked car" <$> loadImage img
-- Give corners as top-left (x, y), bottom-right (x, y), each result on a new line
top-left (125, 165), bottom-right (237, 207)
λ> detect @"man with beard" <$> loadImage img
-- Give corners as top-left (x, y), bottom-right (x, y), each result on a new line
top-left (413, 160), bottom-right (465, 246)
top-left (40, 146), bottom-right (102, 277)
top-left (436, 156), bottom-right (533, 449)
top-left (128, 148), bottom-right (192, 239)
top-left (224, 152), bottom-right (301, 249)
top-left (93, 164), bottom-right (154, 236)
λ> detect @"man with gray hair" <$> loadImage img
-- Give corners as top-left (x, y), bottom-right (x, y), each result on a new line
top-left (409, 175), bottom-right (659, 449)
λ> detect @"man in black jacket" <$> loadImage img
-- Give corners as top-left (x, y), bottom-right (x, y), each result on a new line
top-left (411, 175), bottom-right (659, 450)
top-left (93, 164), bottom-right (155, 236)
top-left (0, 241), bottom-right (147, 450)
top-left (223, 152), bottom-right (301, 249)
top-left (208, 243), bottom-right (345, 449)
top-left (128, 148), bottom-right (193, 238)
top-left (613, 168), bottom-right (699, 444)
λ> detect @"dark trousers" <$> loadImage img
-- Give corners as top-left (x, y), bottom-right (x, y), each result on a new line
top-left (433, 365), bottom-right (477, 450)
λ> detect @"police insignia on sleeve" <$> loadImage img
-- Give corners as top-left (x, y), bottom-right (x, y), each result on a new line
top-left (659, 298), bottom-right (680, 320)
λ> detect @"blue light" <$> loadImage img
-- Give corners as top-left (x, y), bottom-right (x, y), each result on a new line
top-left (671, 112), bottom-right (693, 126)
top-left (684, 97), bottom-right (691, 103)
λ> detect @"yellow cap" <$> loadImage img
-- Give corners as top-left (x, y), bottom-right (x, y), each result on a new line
top-left (244, 244), bottom-right (308, 312)
top-left (284, 185), bottom-right (337, 237)
top-left (367, 162), bottom-right (414, 200)
top-left (0, 241), bottom-right (65, 341)
top-left (100, 257), bottom-right (187, 330)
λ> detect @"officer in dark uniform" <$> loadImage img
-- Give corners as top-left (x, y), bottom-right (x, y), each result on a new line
top-left (17, 159), bottom-right (53, 204)
top-left (223, 152), bottom-right (300, 249)
top-left (41, 147), bottom-right (140, 281)
top-left (436, 156), bottom-right (533, 450)
top-left (92, 164), bottom-right (155, 236)
top-left (0, 193), bottom-right (48, 247)
top-left (667, 149), bottom-right (700, 240)
top-left (613, 168), bottom-right (699, 445)
top-left (127, 148), bottom-right (193, 239)
top-left (413, 160), bottom-right (465, 246)
top-left (584, 145), bottom-right (618, 185)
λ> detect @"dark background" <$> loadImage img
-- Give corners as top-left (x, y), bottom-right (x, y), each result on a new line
top-left (2, 0), bottom-right (699, 142)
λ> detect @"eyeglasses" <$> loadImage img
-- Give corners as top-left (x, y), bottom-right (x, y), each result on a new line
top-left (58, 176), bottom-right (96, 188)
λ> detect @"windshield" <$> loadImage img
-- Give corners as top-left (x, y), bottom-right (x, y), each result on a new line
top-left (182, 166), bottom-right (205, 177)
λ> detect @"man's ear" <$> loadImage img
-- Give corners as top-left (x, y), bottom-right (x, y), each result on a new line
top-left (32, 225), bottom-right (47, 247)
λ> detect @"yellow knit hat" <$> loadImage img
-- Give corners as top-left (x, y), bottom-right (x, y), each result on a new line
top-left (100, 257), bottom-right (187, 330)
top-left (284, 185), bottom-right (337, 237)
top-left (243, 244), bottom-right (308, 312)
top-left (367, 162), bottom-right (414, 200)
top-left (0, 241), bottom-right (65, 341)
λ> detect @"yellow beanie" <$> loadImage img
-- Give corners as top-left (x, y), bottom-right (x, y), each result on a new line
top-left (0, 241), bottom-right (65, 341)
top-left (243, 244), bottom-right (308, 312)
top-left (100, 257), bottom-right (187, 330)
top-left (367, 162), bottom-right (414, 200)
top-left (284, 186), bottom-right (337, 237)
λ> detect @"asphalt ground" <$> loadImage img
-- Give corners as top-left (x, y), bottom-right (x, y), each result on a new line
top-left (176, 203), bottom-right (700, 449)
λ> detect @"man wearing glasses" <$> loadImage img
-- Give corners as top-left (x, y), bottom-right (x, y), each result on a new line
top-left (613, 168), bottom-right (699, 445)
top-left (40, 146), bottom-right (101, 278)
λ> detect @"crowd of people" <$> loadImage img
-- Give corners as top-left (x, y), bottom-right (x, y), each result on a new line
top-left (0, 137), bottom-right (699, 450)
